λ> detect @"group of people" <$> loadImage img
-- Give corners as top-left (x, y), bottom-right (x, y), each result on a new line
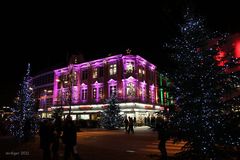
top-left (124, 116), bottom-right (136, 134)
top-left (39, 115), bottom-right (80, 160)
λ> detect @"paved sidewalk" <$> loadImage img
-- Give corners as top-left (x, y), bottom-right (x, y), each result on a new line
top-left (0, 127), bottom-right (184, 160)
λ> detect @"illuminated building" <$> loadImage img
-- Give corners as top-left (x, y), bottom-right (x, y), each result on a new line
top-left (33, 51), bottom-right (165, 124)
top-left (157, 73), bottom-right (174, 113)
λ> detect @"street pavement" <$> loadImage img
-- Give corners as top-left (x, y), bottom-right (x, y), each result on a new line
top-left (0, 126), bottom-right (185, 160)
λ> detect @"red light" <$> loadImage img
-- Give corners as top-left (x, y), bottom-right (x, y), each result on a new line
top-left (215, 51), bottom-right (226, 61)
top-left (235, 40), bottom-right (240, 58)
top-left (214, 51), bottom-right (227, 66)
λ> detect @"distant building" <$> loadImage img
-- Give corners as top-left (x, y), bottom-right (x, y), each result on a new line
top-left (32, 51), bottom-right (167, 124)
top-left (0, 106), bottom-right (12, 119)
top-left (32, 71), bottom-right (54, 115)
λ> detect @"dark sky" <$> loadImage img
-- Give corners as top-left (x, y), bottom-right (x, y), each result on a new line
top-left (1, 1), bottom-right (239, 106)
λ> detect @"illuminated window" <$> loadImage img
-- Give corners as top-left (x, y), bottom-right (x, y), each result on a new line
top-left (126, 61), bottom-right (134, 73)
top-left (99, 87), bottom-right (103, 99)
top-left (80, 114), bottom-right (90, 120)
top-left (126, 82), bottom-right (135, 97)
top-left (139, 68), bottom-right (145, 78)
top-left (110, 86), bottom-right (117, 97)
top-left (109, 64), bottom-right (117, 75)
top-left (93, 68), bottom-right (98, 79)
top-left (82, 89), bottom-right (88, 100)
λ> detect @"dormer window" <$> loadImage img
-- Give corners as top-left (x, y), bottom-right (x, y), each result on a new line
top-left (126, 61), bottom-right (134, 73)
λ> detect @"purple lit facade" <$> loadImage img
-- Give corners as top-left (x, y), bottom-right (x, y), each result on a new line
top-left (53, 54), bottom-right (158, 105)
top-left (35, 53), bottom-right (164, 123)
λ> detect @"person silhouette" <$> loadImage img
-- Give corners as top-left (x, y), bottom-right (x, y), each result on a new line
top-left (124, 117), bottom-right (129, 133)
top-left (127, 117), bottom-right (134, 134)
top-left (51, 117), bottom-right (62, 160)
top-left (157, 120), bottom-right (169, 160)
top-left (62, 115), bottom-right (80, 160)
top-left (39, 119), bottom-right (53, 160)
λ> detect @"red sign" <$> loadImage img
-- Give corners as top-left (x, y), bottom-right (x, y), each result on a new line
top-left (79, 106), bottom-right (92, 110)
top-left (102, 105), bottom-right (108, 109)
top-left (144, 106), bottom-right (152, 109)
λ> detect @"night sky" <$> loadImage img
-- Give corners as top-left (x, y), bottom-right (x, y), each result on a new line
top-left (1, 1), bottom-right (239, 106)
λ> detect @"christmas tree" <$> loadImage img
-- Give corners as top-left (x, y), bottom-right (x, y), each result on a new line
top-left (100, 95), bottom-right (123, 129)
top-left (166, 8), bottom-right (240, 159)
top-left (9, 63), bottom-right (39, 141)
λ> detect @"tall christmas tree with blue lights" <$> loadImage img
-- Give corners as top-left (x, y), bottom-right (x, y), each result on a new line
top-left (9, 63), bottom-right (39, 141)
top-left (100, 95), bottom-right (123, 129)
top-left (167, 9), bottom-right (240, 159)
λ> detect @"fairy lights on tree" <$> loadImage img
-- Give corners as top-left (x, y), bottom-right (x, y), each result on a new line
top-left (166, 8), bottom-right (240, 159)
top-left (100, 95), bottom-right (123, 129)
top-left (8, 63), bottom-right (39, 141)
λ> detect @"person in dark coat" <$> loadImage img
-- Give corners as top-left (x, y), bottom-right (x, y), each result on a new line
top-left (127, 117), bottom-right (134, 134)
top-left (62, 115), bottom-right (79, 160)
top-left (51, 117), bottom-right (62, 160)
top-left (124, 117), bottom-right (129, 133)
top-left (39, 119), bottom-right (53, 160)
top-left (157, 120), bottom-right (170, 160)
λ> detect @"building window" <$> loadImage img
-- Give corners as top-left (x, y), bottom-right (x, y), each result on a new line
top-left (99, 87), bottom-right (103, 99)
top-left (93, 68), bottom-right (98, 79)
top-left (139, 68), bottom-right (145, 78)
top-left (126, 61), bottom-right (134, 73)
top-left (82, 89), bottom-right (87, 100)
top-left (93, 88), bottom-right (97, 99)
top-left (109, 64), bottom-right (117, 75)
top-left (110, 86), bottom-right (117, 97)
top-left (99, 67), bottom-right (104, 77)
top-left (82, 70), bottom-right (88, 80)
top-left (126, 82), bottom-right (135, 97)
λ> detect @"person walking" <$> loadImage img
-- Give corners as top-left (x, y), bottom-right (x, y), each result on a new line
top-left (157, 120), bottom-right (169, 160)
top-left (51, 116), bottom-right (62, 160)
top-left (127, 117), bottom-right (134, 134)
top-left (62, 115), bottom-right (80, 160)
top-left (39, 119), bottom-right (53, 160)
top-left (124, 117), bottom-right (129, 133)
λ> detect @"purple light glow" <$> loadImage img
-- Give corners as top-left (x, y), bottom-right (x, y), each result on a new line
top-left (81, 83), bottom-right (88, 89)
top-left (140, 81), bottom-right (147, 101)
top-left (150, 65), bottom-right (156, 71)
top-left (72, 86), bottom-right (79, 104)
top-left (52, 54), bottom-right (157, 106)
top-left (150, 84), bottom-right (155, 103)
